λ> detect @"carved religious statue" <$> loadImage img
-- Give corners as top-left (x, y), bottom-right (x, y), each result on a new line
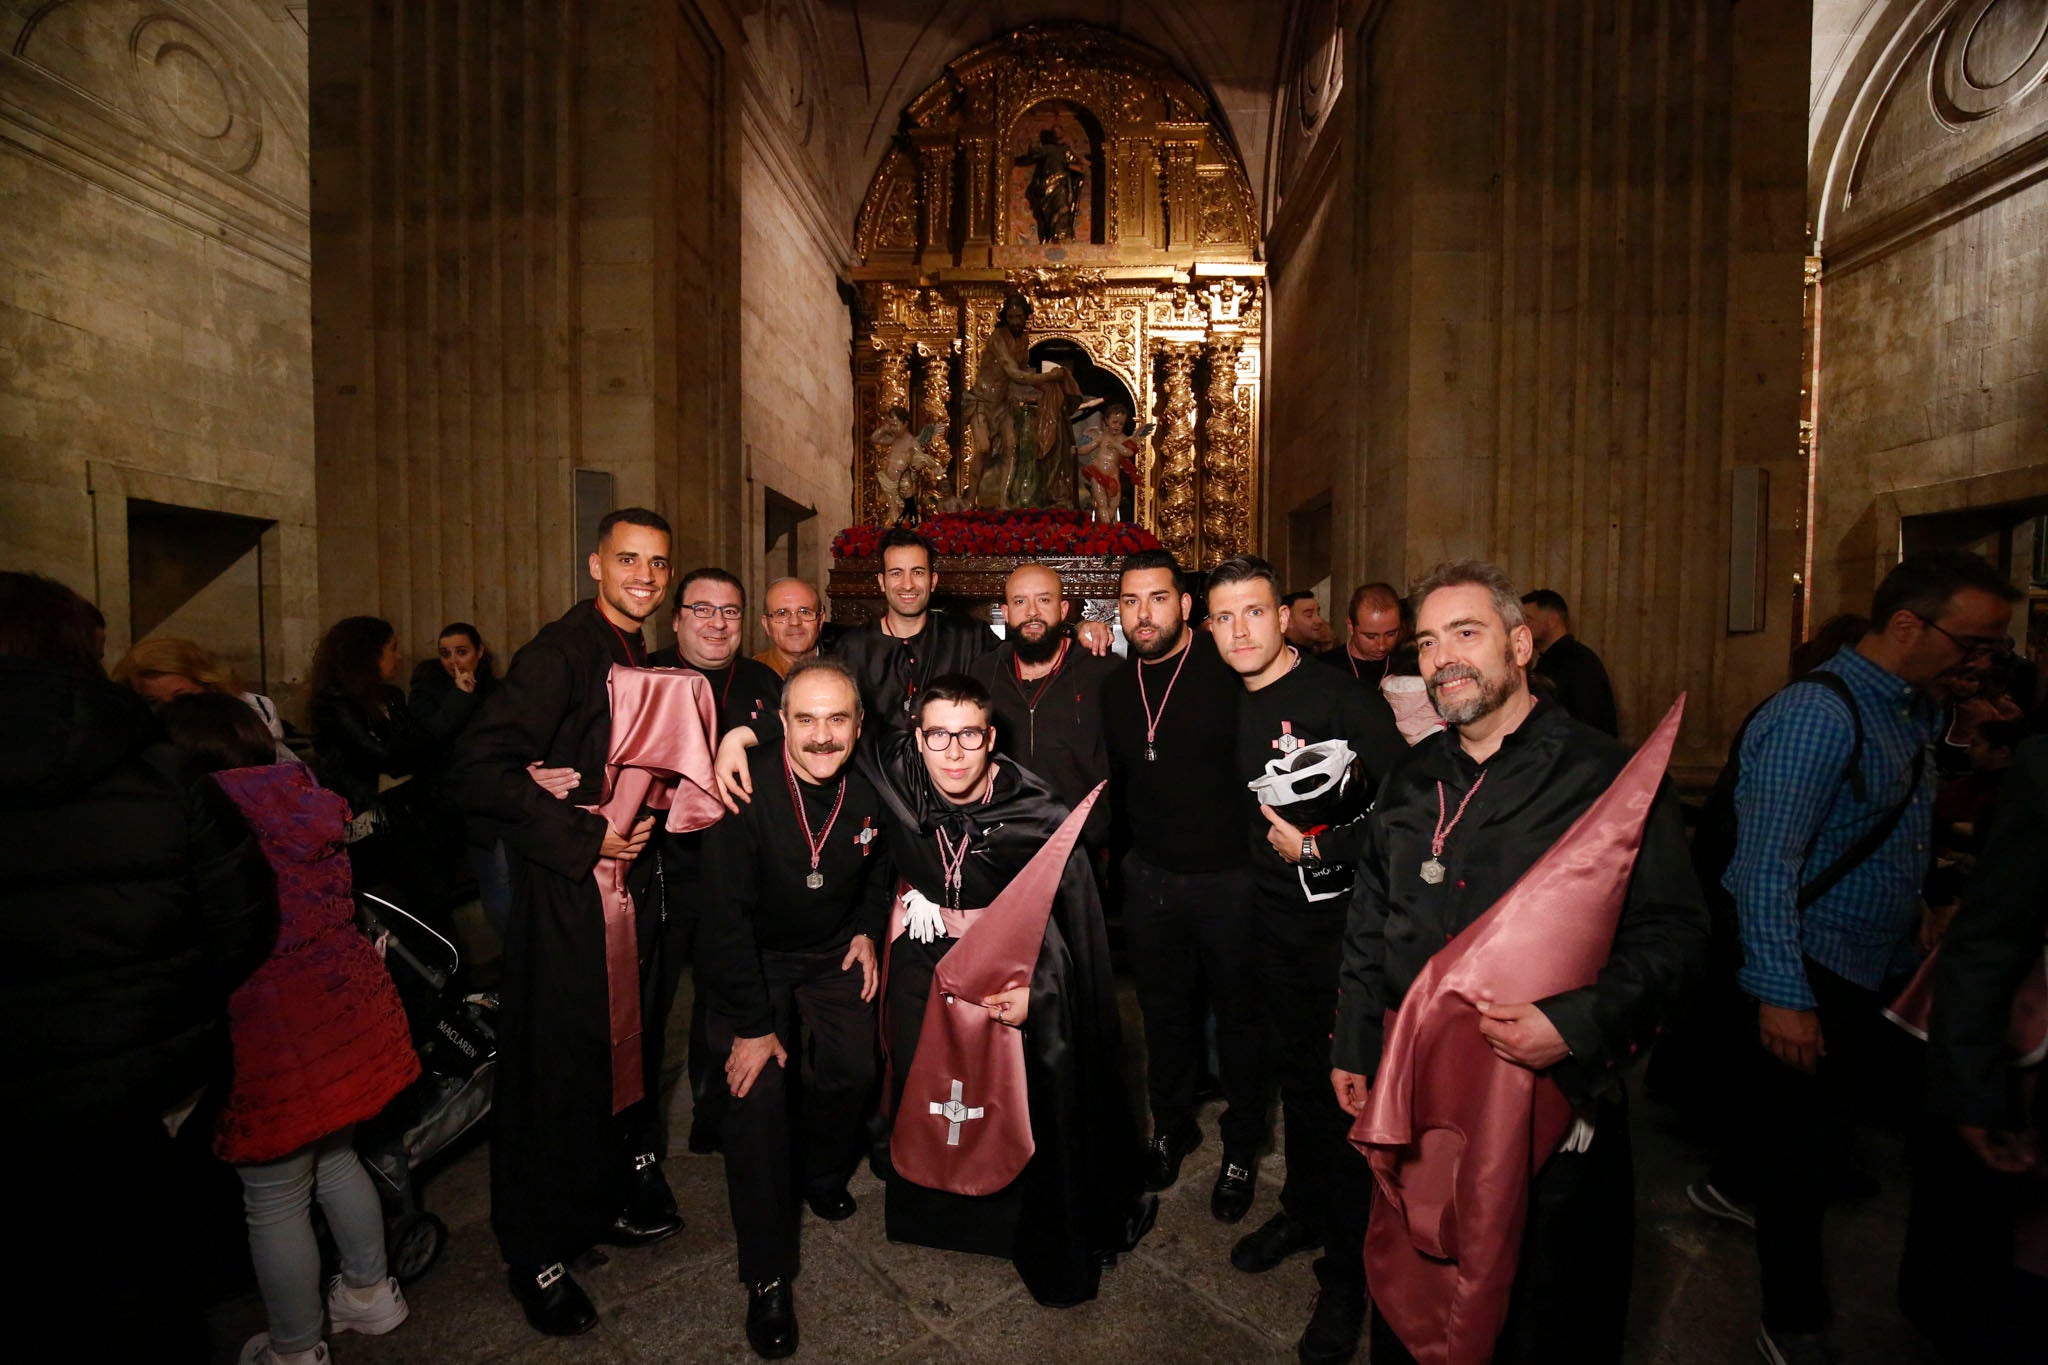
top-left (870, 407), bottom-right (946, 524)
top-left (1016, 129), bottom-right (1085, 243)
top-left (1073, 404), bottom-right (1151, 522)
top-left (958, 293), bottom-right (1084, 510)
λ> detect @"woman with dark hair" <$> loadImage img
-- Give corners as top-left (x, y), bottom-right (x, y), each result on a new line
top-left (160, 692), bottom-right (419, 1365)
top-left (309, 616), bottom-right (435, 907)
top-left (409, 622), bottom-right (515, 936)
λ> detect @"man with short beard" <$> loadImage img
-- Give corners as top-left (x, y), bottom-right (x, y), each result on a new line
top-left (1329, 560), bottom-right (1705, 1364)
top-left (1283, 590), bottom-right (1336, 655)
top-left (1207, 554), bottom-right (1404, 1365)
top-left (1101, 549), bottom-right (1266, 1217)
top-left (967, 563), bottom-right (1116, 849)
top-left (450, 508), bottom-right (688, 1334)
top-left (698, 659), bottom-right (891, 1358)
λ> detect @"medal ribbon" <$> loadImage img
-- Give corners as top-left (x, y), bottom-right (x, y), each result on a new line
top-left (1137, 635), bottom-right (1195, 751)
top-left (1431, 772), bottom-right (1487, 860)
top-left (782, 748), bottom-right (847, 881)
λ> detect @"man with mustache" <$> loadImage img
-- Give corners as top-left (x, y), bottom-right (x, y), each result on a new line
top-left (1101, 550), bottom-right (1265, 1217)
top-left (1329, 560), bottom-right (1706, 1364)
top-left (1206, 554), bottom-right (1404, 1365)
top-left (697, 659), bottom-right (891, 1358)
top-left (449, 508), bottom-right (685, 1334)
top-left (967, 562), bottom-right (1117, 850)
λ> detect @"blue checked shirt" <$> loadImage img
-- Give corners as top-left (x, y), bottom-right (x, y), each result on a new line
top-left (1725, 647), bottom-right (1936, 1010)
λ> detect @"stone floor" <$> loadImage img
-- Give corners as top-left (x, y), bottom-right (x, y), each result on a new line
top-left (204, 950), bottom-right (1939, 1363)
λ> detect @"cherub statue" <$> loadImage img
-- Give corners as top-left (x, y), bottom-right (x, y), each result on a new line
top-left (1073, 403), bottom-right (1151, 522)
top-left (871, 406), bottom-right (945, 525)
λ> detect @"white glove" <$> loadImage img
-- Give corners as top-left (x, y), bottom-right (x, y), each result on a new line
top-left (901, 887), bottom-right (946, 945)
top-left (1559, 1115), bottom-right (1596, 1154)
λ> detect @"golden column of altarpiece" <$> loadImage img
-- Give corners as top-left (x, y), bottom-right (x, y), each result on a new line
top-left (848, 26), bottom-right (1265, 581)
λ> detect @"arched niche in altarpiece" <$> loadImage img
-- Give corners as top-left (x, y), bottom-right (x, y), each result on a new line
top-left (848, 24), bottom-right (1266, 576)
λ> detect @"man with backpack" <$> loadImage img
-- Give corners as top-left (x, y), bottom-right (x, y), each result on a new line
top-left (1708, 550), bottom-right (2019, 1365)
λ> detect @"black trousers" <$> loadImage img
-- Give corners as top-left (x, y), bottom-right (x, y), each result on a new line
top-left (1743, 959), bottom-right (1881, 1335)
top-left (709, 949), bottom-right (876, 1285)
top-left (1123, 853), bottom-right (1266, 1153)
top-left (1370, 1097), bottom-right (1636, 1364)
top-left (1253, 884), bottom-right (1370, 1287)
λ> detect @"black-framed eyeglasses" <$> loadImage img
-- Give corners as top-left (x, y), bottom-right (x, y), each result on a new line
top-left (766, 607), bottom-right (819, 622)
top-left (1916, 615), bottom-right (2012, 659)
top-left (919, 726), bottom-right (990, 752)
top-left (682, 602), bottom-right (745, 622)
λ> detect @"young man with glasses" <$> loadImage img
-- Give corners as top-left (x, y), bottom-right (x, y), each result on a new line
top-left (649, 567), bottom-right (784, 1154)
top-left (753, 578), bottom-right (833, 678)
top-left (711, 673), bottom-right (1152, 1308)
top-left (1715, 549), bottom-right (2019, 1365)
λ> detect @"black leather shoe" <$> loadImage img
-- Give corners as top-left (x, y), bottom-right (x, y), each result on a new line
top-left (508, 1262), bottom-right (598, 1336)
top-left (804, 1186), bottom-right (857, 1222)
top-left (745, 1278), bottom-right (798, 1359)
top-left (687, 1119), bottom-right (723, 1155)
top-left (1296, 1257), bottom-right (1366, 1363)
top-left (1211, 1153), bottom-right (1257, 1223)
top-left (599, 1207), bottom-right (684, 1247)
top-left (1143, 1122), bottom-right (1200, 1192)
top-left (1230, 1209), bottom-right (1321, 1273)
top-left (626, 1153), bottom-right (680, 1222)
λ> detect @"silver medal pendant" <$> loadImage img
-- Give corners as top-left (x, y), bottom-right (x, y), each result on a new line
top-left (1144, 744), bottom-right (1157, 762)
top-left (1420, 858), bottom-right (1446, 885)
top-left (805, 870), bottom-right (824, 890)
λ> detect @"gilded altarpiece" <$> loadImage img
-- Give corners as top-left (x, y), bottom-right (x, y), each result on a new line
top-left (849, 25), bottom-right (1266, 570)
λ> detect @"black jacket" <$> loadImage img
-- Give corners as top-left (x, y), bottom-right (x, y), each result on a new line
top-left (1532, 634), bottom-right (1619, 737)
top-left (1333, 700), bottom-right (1707, 1107)
top-left (311, 683), bottom-right (431, 819)
top-left (833, 610), bottom-right (997, 733)
top-left (0, 661), bottom-right (275, 1131)
top-left (1930, 735), bottom-right (2048, 1131)
top-left (968, 633), bottom-right (1116, 847)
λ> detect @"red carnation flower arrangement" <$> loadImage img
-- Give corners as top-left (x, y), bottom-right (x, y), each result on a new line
top-left (832, 509), bottom-right (1161, 560)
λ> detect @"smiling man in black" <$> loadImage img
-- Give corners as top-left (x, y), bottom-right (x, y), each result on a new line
top-left (1207, 554), bottom-right (1404, 1365)
top-left (699, 658), bottom-right (891, 1359)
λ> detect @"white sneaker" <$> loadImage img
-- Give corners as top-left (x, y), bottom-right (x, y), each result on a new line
top-left (328, 1273), bottom-right (411, 1336)
top-left (237, 1336), bottom-right (330, 1365)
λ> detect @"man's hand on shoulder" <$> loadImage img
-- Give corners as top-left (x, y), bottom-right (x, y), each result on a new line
top-left (1075, 619), bottom-right (1113, 656)
top-left (716, 727), bottom-right (760, 811)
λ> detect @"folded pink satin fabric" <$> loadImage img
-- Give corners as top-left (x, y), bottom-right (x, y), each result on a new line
top-left (1351, 697), bottom-right (1684, 1364)
top-left (588, 666), bottom-right (723, 1113)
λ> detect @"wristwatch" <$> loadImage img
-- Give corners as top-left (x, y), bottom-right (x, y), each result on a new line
top-left (1300, 834), bottom-right (1321, 866)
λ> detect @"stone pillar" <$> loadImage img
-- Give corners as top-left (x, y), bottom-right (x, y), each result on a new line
top-left (1153, 341), bottom-right (1200, 566)
top-left (915, 339), bottom-right (954, 518)
top-left (1199, 337), bottom-right (1248, 567)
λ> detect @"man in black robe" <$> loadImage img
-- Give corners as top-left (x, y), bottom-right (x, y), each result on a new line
top-left (647, 565), bottom-right (783, 1154)
top-left (715, 672), bottom-right (1151, 1307)
top-left (448, 508), bottom-right (687, 1334)
top-left (1520, 588), bottom-right (1619, 736)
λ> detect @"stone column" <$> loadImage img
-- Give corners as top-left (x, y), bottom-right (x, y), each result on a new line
top-left (915, 339), bottom-right (954, 518)
top-left (1153, 341), bottom-right (1200, 566)
top-left (1199, 338), bottom-right (1248, 567)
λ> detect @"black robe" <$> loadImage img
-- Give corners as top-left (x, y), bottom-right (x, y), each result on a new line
top-left (865, 730), bottom-right (1143, 1307)
top-left (447, 600), bottom-right (671, 1268)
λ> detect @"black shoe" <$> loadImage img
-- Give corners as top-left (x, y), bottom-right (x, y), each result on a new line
top-left (745, 1278), bottom-right (798, 1359)
top-left (599, 1207), bottom-right (684, 1247)
top-left (1143, 1122), bottom-right (1200, 1192)
top-left (1297, 1257), bottom-right (1365, 1363)
top-left (626, 1153), bottom-right (681, 1222)
top-left (1211, 1153), bottom-right (1257, 1223)
top-left (1231, 1209), bottom-right (1321, 1273)
top-left (688, 1120), bottom-right (723, 1155)
top-left (804, 1186), bottom-right (857, 1222)
top-left (508, 1262), bottom-right (598, 1336)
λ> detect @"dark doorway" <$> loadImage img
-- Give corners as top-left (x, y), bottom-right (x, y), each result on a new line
top-left (126, 499), bottom-right (276, 691)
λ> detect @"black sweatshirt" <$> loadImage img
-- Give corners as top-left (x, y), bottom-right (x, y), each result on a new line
top-left (1235, 649), bottom-right (1405, 899)
top-left (1101, 631), bottom-right (1251, 873)
top-left (698, 742), bottom-right (894, 1036)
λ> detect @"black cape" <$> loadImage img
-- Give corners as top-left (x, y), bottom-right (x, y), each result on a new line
top-left (447, 600), bottom-right (672, 1267)
top-left (832, 611), bottom-right (996, 733)
top-left (864, 729), bottom-right (1143, 1306)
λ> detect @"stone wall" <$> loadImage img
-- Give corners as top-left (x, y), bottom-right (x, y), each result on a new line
top-left (1810, 0), bottom-right (2048, 616)
top-left (0, 0), bottom-right (313, 698)
top-left (1262, 0), bottom-right (1810, 766)
top-left (311, 0), bottom-right (744, 662)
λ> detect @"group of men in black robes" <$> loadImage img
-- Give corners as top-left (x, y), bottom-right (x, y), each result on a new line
top-left (450, 505), bottom-right (1715, 1364)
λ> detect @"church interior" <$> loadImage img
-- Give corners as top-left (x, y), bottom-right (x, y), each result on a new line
top-left (4, 0), bottom-right (2045, 1360)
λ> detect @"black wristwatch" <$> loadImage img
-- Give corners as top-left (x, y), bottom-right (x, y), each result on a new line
top-left (1300, 834), bottom-right (1321, 866)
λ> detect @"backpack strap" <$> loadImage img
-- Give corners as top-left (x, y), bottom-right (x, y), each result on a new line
top-left (1792, 670), bottom-right (1925, 910)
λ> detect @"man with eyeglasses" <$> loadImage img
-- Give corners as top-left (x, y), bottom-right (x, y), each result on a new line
top-left (753, 578), bottom-right (836, 679)
top-left (711, 673), bottom-right (1152, 1308)
top-left (1719, 549), bottom-right (2019, 1365)
top-left (649, 567), bottom-right (785, 1155)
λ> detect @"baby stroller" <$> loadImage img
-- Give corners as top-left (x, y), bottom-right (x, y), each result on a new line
top-left (354, 891), bottom-right (498, 1283)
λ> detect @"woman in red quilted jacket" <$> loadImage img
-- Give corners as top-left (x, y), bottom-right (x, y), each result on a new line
top-left (162, 693), bottom-right (421, 1365)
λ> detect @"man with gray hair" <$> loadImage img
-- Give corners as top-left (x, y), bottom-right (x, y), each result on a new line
top-left (1330, 559), bottom-right (1706, 1363)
